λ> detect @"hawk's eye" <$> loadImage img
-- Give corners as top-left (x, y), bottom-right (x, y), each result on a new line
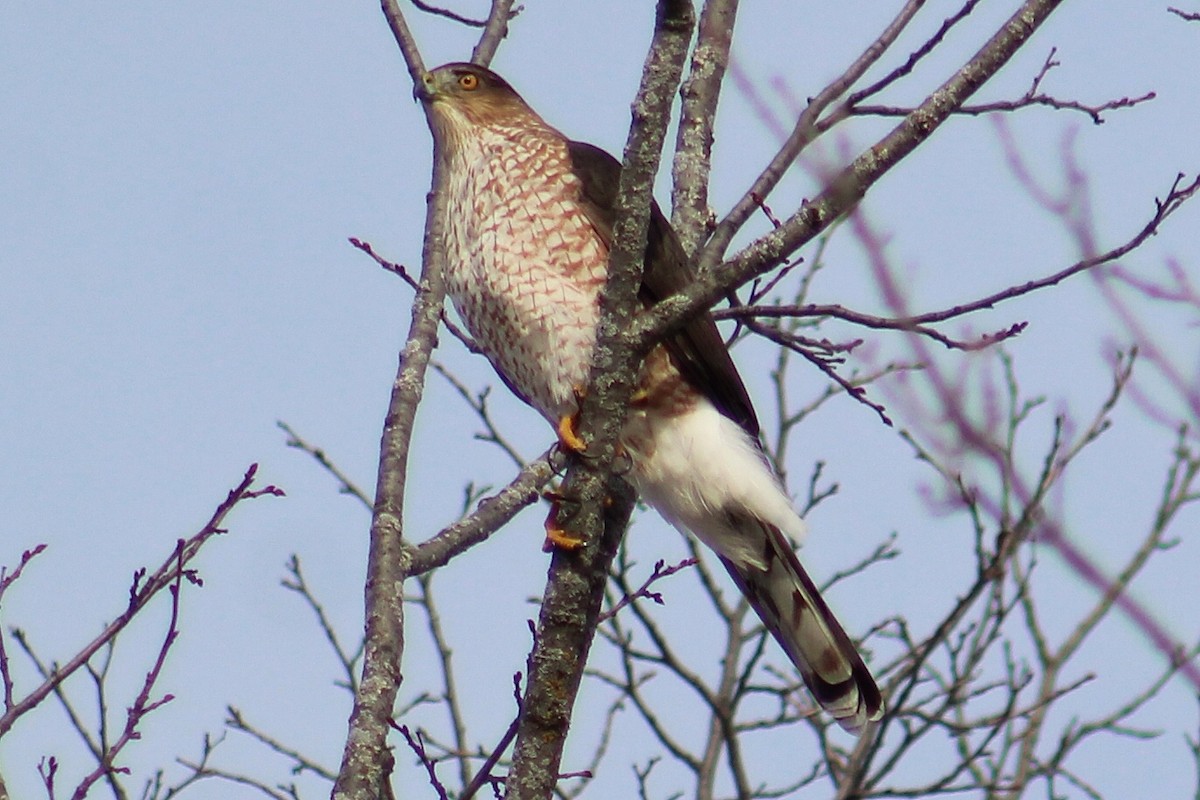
top-left (458, 73), bottom-right (479, 91)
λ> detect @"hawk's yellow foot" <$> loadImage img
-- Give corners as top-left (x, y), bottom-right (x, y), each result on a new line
top-left (541, 493), bottom-right (584, 551)
top-left (542, 525), bottom-right (585, 552)
top-left (556, 411), bottom-right (587, 454)
top-left (556, 383), bottom-right (589, 454)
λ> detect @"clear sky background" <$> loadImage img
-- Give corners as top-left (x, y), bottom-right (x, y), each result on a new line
top-left (3, 2), bottom-right (1198, 799)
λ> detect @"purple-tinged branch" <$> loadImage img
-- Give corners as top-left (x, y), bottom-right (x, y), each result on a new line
top-left (69, 545), bottom-right (187, 799)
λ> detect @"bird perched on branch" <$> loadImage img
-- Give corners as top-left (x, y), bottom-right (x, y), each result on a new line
top-left (417, 62), bottom-right (883, 733)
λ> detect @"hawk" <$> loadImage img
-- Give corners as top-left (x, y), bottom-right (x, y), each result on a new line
top-left (418, 62), bottom-right (883, 733)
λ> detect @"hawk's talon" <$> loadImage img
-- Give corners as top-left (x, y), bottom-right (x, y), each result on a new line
top-left (547, 445), bottom-right (571, 476)
top-left (611, 443), bottom-right (633, 476)
top-left (554, 384), bottom-right (590, 454)
top-left (556, 412), bottom-right (587, 454)
top-left (543, 493), bottom-right (584, 551)
top-left (543, 525), bottom-right (585, 552)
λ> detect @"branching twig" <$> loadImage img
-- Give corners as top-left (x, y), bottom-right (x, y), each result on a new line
top-left (410, 0), bottom-right (486, 27)
top-left (281, 555), bottom-right (362, 695)
top-left (396, 725), bottom-right (449, 800)
top-left (278, 421), bottom-right (372, 508)
top-left (70, 544), bottom-right (190, 798)
top-left (226, 706), bottom-right (338, 782)
top-left (410, 572), bottom-right (472, 789)
top-left (431, 362), bottom-right (526, 469)
top-left (599, 558), bottom-right (698, 624)
top-left (458, 673), bottom-right (524, 800)
top-left (0, 544), bottom-right (47, 710)
top-left (350, 237), bottom-right (478, 353)
top-left (854, 47), bottom-right (1155, 125)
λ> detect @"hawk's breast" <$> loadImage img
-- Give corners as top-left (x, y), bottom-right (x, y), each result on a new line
top-left (441, 124), bottom-right (608, 423)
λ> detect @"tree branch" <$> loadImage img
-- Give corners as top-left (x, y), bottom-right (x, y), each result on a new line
top-left (407, 451), bottom-right (555, 576)
top-left (332, 7), bottom-right (444, 794)
top-left (670, 0), bottom-right (739, 254)
top-left (636, 0), bottom-right (1069, 357)
top-left (504, 3), bottom-right (695, 797)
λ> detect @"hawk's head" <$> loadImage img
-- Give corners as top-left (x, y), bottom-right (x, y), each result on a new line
top-left (418, 63), bottom-right (537, 145)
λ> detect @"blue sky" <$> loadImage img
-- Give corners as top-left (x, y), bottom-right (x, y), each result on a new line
top-left (3, 2), bottom-right (1198, 798)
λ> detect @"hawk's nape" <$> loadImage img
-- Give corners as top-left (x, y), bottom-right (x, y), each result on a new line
top-left (418, 62), bottom-right (883, 733)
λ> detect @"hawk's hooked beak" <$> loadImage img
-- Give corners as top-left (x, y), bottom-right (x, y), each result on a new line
top-left (414, 72), bottom-right (438, 104)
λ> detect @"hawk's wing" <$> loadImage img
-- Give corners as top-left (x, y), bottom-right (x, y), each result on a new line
top-left (567, 141), bottom-right (760, 439)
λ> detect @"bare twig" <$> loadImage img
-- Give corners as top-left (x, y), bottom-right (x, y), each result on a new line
top-left (9, 636), bottom-right (121, 797)
top-left (350, 237), bottom-right (478, 353)
top-left (410, 0), bottom-right (485, 27)
top-left (853, 47), bottom-right (1156, 125)
top-left (0, 544), bottom-right (47, 710)
top-left (845, 0), bottom-right (984, 107)
top-left (278, 421), bottom-right (372, 508)
top-left (396, 725), bottom-right (450, 800)
top-left (458, 673), bottom-right (524, 800)
top-left (431, 362), bottom-right (526, 469)
top-left (174, 734), bottom-right (301, 800)
top-left (225, 706), bottom-right (338, 782)
top-left (411, 572), bottom-right (472, 789)
top-left (599, 558), bottom-right (698, 624)
top-left (70, 544), bottom-right (189, 798)
top-left (281, 555), bottom-right (363, 695)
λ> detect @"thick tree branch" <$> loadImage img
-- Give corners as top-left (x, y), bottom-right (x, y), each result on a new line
top-left (504, 2), bottom-right (695, 798)
top-left (470, 0), bottom-right (517, 65)
top-left (332, 8), bottom-right (442, 795)
top-left (381, 0), bottom-right (427, 80)
top-left (670, 0), bottom-right (739, 254)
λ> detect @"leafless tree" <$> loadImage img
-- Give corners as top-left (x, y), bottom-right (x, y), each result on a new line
top-left (3, 2), bottom-right (1197, 800)
top-left (328, 2), bottom-right (1200, 799)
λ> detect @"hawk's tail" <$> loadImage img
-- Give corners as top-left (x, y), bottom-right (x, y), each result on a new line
top-left (721, 521), bottom-right (884, 734)
top-left (628, 400), bottom-right (883, 732)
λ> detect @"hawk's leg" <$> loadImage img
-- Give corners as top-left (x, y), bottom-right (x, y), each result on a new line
top-left (555, 384), bottom-right (589, 454)
top-left (541, 487), bottom-right (584, 551)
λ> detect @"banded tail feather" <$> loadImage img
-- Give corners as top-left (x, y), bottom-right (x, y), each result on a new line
top-left (720, 520), bottom-right (883, 733)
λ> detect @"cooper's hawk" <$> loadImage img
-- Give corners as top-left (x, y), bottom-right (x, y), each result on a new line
top-left (418, 62), bottom-right (883, 733)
